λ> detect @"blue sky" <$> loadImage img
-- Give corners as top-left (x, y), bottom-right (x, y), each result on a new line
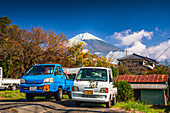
top-left (1, 0), bottom-right (170, 62)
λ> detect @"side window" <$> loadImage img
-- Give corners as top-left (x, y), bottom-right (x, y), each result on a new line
top-left (55, 66), bottom-right (61, 75)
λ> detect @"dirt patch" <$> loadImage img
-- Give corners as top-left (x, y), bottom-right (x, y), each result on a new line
top-left (0, 96), bottom-right (5, 99)
top-left (111, 107), bottom-right (143, 113)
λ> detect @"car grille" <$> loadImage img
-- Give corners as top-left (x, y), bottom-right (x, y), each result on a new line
top-left (73, 94), bottom-right (106, 99)
top-left (26, 80), bottom-right (43, 84)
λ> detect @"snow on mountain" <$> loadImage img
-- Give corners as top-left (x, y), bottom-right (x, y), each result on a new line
top-left (69, 32), bottom-right (105, 47)
top-left (70, 32), bottom-right (105, 41)
top-left (69, 33), bottom-right (122, 57)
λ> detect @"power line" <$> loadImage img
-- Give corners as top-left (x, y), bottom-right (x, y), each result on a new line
top-left (126, 37), bottom-right (170, 53)
top-left (156, 45), bottom-right (170, 60)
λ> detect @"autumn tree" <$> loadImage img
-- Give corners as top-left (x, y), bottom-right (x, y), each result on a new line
top-left (96, 56), bottom-right (110, 67)
top-left (0, 16), bottom-right (113, 78)
top-left (144, 64), bottom-right (170, 75)
top-left (67, 41), bottom-right (111, 68)
top-left (118, 63), bottom-right (131, 75)
top-left (67, 42), bottom-right (91, 67)
top-left (0, 17), bottom-right (69, 78)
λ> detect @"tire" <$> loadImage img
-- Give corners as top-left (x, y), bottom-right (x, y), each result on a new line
top-left (106, 97), bottom-right (111, 108)
top-left (26, 93), bottom-right (34, 101)
top-left (112, 97), bottom-right (116, 105)
top-left (11, 85), bottom-right (16, 91)
top-left (75, 101), bottom-right (81, 107)
top-left (55, 88), bottom-right (62, 101)
top-left (67, 91), bottom-right (72, 99)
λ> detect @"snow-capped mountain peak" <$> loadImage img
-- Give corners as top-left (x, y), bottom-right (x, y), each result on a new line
top-left (70, 32), bottom-right (105, 42)
top-left (69, 32), bottom-right (122, 57)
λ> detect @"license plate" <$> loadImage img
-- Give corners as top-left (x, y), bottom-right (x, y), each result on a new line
top-left (43, 85), bottom-right (50, 91)
top-left (29, 87), bottom-right (37, 91)
top-left (85, 90), bottom-right (93, 95)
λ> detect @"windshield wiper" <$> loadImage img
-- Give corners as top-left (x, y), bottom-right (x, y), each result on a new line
top-left (95, 80), bottom-right (106, 81)
top-left (77, 79), bottom-right (94, 81)
top-left (25, 73), bottom-right (43, 75)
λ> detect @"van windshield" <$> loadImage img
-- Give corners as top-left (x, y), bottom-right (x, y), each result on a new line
top-left (25, 65), bottom-right (55, 75)
top-left (76, 68), bottom-right (107, 81)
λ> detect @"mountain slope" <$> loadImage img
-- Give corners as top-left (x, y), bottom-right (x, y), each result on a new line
top-left (69, 33), bottom-right (122, 56)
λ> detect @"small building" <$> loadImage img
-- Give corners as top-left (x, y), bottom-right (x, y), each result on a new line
top-left (117, 74), bottom-right (169, 105)
top-left (118, 53), bottom-right (158, 75)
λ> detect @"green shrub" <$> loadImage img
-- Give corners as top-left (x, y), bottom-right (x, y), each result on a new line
top-left (114, 80), bottom-right (134, 102)
top-left (110, 65), bottom-right (119, 77)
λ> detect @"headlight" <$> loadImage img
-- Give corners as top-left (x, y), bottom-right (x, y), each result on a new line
top-left (20, 79), bottom-right (25, 84)
top-left (100, 88), bottom-right (108, 93)
top-left (43, 77), bottom-right (53, 83)
top-left (72, 86), bottom-right (79, 91)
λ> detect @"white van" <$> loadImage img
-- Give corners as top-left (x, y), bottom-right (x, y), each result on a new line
top-left (72, 67), bottom-right (117, 108)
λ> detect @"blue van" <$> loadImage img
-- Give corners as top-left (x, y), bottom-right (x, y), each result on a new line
top-left (20, 64), bottom-right (73, 101)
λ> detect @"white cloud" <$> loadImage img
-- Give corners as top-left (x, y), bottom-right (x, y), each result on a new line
top-left (141, 40), bottom-right (170, 61)
top-left (106, 51), bottom-right (126, 64)
top-left (83, 49), bottom-right (89, 53)
top-left (126, 41), bottom-right (146, 55)
top-left (106, 29), bottom-right (170, 62)
top-left (107, 29), bottom-right (153, 46)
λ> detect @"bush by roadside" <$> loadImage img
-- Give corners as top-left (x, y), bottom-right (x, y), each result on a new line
top-left (114, 80), bottom-right (134, 102)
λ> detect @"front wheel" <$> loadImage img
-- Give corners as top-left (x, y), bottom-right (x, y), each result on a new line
top-left (112, 97), bottom-right (116, 105)
top-left (11, 85), bottom-right (16, 91)
top-left (55, 88), bottom-right (62, 101)
top-left (26, 93), bottom-right (34, 101)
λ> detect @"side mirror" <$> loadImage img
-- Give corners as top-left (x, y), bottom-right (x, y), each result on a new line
top-left (110, 78), bottom-right (113, 82)
top-left (63, 70), bottom-right (67, 75)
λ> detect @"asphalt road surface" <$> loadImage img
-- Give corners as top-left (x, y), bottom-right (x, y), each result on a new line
top-left (0, 99), bottom-right (126, 113)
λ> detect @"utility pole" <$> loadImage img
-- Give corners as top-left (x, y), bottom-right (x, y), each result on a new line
top-left (126, 49), bottom-right (127, 56)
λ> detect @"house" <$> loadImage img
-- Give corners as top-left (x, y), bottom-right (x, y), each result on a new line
top-left (118, 53), bottom-right (158, 75)
top-left (117, 74), bottom-right (169, 105)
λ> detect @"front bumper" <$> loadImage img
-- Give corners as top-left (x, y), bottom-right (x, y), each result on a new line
top-left (20, 83), bottom-right (56, 93)
top-left (72, 91), bottom-right (110, 103)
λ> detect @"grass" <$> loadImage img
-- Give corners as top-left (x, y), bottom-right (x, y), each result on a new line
top-left (114, 101), bottom-right (165, 113)
top-left (0, 90), bottom-right (69, 100)
top-left (0, 90), bottom-right (25, 99)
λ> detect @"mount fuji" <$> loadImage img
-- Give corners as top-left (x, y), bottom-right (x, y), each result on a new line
top-left (69, 33), bottom-right (123, 57)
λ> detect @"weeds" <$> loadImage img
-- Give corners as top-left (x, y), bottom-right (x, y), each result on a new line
top-left (114, 100), bottom-right (158, 113)
top-left (0, 90), bottom-right (70, 100)
top-left (0, 90), bottom-right (25, 99)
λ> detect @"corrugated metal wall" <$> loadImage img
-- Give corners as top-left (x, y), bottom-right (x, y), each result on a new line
top-left (141, 89), bottom-right (165, 105)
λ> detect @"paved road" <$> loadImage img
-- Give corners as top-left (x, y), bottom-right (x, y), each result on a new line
top-left (0, 99), bottom-right (126, 113)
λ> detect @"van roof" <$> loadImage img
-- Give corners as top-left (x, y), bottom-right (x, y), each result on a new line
top-left (80, 67), bottom-right (109, 70)
top-left (34, 64), bottom-right (61, 66)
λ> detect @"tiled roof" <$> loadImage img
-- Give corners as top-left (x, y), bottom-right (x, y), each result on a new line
top-left (117, 74), bottom-right (168, 83)
top-left (118, 53), bottom-right (158, 63)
